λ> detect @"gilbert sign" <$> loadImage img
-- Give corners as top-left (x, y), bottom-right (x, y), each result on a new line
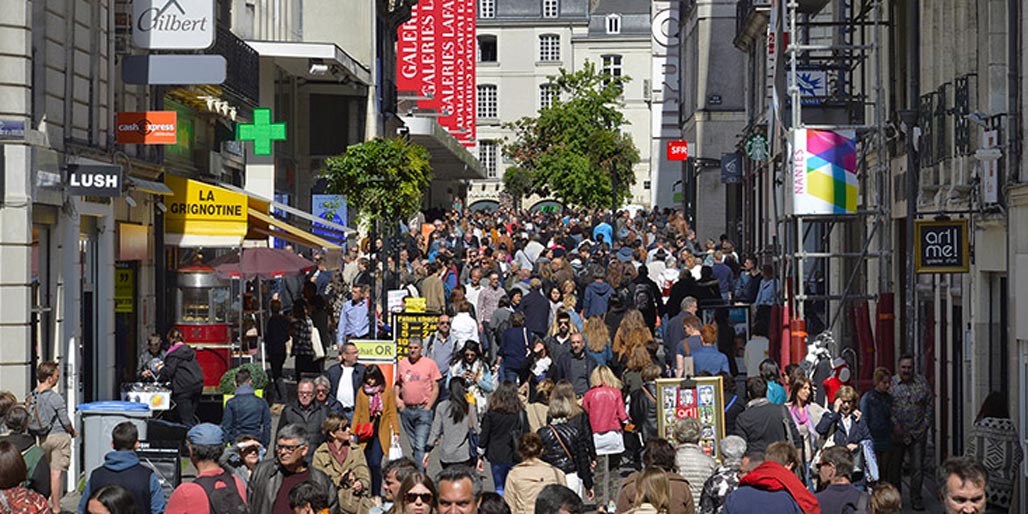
top-left (133, 0), bottom-right (215, 50)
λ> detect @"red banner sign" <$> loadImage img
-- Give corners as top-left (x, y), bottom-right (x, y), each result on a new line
top-left (667, 140), bottom-right (689, 161)
top-left (116, 111), bottom-right (177, 144)
top-left (396, 0), bottom-right (476, 146)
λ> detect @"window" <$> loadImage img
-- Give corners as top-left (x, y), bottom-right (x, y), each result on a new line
top-left (479, 0), bottom-right (494, 19)
top-left (542, 0), bottom-right (559, 18)
top-left (477, 85), bottom-right (497, 118)
top-left (539, 84), bottom-right (559, 109)
top-left (606, 14), bottom-right (621, 34)
top-left (539, 34), bottom-right (560, 62)
top-left (479, 140), bottom-right (498, 178)
top-left (477, 35), bottom-right (497, 62)
top-left (602, 54), bottom-right (623, 86)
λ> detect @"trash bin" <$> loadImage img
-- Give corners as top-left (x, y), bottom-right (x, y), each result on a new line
top-left (77, 401), bottom-right (151, 478)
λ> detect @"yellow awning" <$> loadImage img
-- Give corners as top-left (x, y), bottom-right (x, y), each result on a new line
top-left (164, 175), bottom-right (341, 250)
top-left (247, 210), bottom-right (341, 250)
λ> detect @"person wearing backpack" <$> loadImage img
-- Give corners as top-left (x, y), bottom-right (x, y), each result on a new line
top-left (28, 361), bottom-right (75, 510)
top-left (0, 406), bottom-right (51, 499)
top-left (165, 423), bottom-right (248, 514)
top-left (631, 267), bottom-right (664, 334)
top-left (78, 422), bottom-right (165, 514)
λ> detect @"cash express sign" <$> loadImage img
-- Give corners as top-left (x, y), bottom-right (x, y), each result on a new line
top-left (133, 0), bottom-right (215, 50)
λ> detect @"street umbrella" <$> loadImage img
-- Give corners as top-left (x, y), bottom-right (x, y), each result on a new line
top-left (210, 247), bottom-right (315, 280)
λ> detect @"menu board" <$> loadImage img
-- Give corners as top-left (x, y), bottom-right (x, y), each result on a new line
top-left (392, 312), bottom-right (438, 358)
top-left (655, 376), bottom-right (726, 461)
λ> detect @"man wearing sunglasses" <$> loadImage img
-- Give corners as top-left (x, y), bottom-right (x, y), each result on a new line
top-left (814, 446), bottom-right (870, 514)
top-left (248, 424), bottom-right (338, 514)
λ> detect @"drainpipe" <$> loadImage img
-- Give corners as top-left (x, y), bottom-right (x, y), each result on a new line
top-left (903, 0), bottom-right (920, 358)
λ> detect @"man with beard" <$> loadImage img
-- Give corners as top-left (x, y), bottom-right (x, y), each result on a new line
top-left (554, 333), bottom-right (597, 398)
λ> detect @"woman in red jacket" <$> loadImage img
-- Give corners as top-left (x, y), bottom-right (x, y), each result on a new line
top-left (581, 365), bottom-right (629, 506)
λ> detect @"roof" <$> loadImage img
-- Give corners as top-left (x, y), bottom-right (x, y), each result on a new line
top-left (590, 0), bottom-right (650, 15)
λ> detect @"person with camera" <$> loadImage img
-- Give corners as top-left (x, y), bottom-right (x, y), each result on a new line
top-left (312, 415), bottom-right (371, 514)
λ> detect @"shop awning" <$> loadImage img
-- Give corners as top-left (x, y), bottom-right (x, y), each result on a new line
top-left (245, 41), bottom-right (371, 86)
top-left (247, 210), bottom-right (339, 250)
top-left (128, 177), bottom-right (174, 195)
top-left (400, 116), bottom-right (485, 180)
top-left (163, 175), bottom-right (341, 250)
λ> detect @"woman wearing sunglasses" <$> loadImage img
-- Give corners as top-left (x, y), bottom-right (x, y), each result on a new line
top-left (815, 385), bottom-right (878, 487)
top-left (220, 435), bottom-right (263, 484)
top-left (312, 415), bottom-right (372, 514)
top-left (448, 341), bottom-right (496, 417)
top-left (393, 471), bottom-right (437, 514)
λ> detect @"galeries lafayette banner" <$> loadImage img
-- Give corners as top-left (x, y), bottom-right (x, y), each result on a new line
top-left (396, 0), bottom-right (476, 146)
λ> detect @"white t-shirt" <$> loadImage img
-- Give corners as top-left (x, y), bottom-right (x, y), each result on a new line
top-left (338, 366), bottom-right (356, 408)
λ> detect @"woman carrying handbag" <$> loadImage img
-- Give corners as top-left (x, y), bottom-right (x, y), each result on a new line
top-left (353, 364), bottom-right (401, 497)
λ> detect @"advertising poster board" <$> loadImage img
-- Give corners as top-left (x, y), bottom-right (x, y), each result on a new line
top-left (655, 376), bottom-right (725, 461)
top-left (392, 312), bottom-right (438, 358)
top-left (352, 339), bottom-right (396, 386)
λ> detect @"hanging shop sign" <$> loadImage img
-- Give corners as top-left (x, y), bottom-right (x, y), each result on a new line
top-left (67, 165), bottom-right (123, 197)
top-left (666, 140), bottom-right (689, 161)
top-left (914, 219), bottom-right (970, 273)
top-left (122, 55), bottom-right (226, 85)
top-left (721, 152), bottom-right (742, 184)
top-left (133, 0), bottom-right (215, 50)
top-left (114, 267), bottom-right (135, 313)
top-left (745, 134), bottom-right (769, 161)
top-left (116, 111), bottom-right (178, 144)
top-left (236, 108), bottom-right (286, 156)
top-left (163, 175), bottom-right (248, 247)
top-left (791, 129), bottom-right (857, 215)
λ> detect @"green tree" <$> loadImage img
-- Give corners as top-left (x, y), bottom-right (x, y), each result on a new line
top-left (322, 137), bottom-right (432, 225)
top-left (502, 166), bottom-right (533, 209)
top-left (503, 61), bottom-right (639, 210)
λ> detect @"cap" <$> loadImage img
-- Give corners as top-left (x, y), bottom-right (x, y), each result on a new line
top-left (187, 423), bottom-right (224, 445)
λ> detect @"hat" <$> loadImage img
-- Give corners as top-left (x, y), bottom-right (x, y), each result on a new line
top-left (616, 246), bottom-right (634, 263)
top-left (187, 423), bottom-right (224, 445)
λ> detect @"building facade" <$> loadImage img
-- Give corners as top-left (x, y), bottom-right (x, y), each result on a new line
top-left (469, 0), bottom-right (655, 210)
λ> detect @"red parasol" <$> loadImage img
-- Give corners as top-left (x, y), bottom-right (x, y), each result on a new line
top-left (210, 247), bottom-right (315, 280)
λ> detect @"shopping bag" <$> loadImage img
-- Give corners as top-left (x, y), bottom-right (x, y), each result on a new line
top-left (311, 323), bottom-right (325, 359)
top-left (388, 439), bottom-right (404, 461)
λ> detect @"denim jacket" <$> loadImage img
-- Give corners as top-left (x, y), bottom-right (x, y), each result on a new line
top-left (222, 384), bottom-right (272, 446)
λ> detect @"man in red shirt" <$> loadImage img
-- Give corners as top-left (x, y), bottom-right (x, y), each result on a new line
top-left (165, 424), bottom-right (247, 514)
top-left (396, 337), bottom-right (442, 469)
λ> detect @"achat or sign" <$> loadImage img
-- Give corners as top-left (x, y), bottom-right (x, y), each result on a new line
top-left (353, 340), bottom-right (396, 360)
top-left (915, 219), bottom-right (970, 273)
top-left (67, 165), bottom-right (122, 197)
top-left (116, 111), bottom-right (177, 144)
top-left (667, 140), bottom-right (689, 161)
top-left (133, 0), bottom-right (215, 50)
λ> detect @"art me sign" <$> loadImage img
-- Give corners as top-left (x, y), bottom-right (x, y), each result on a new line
top-left (915, 219), bottom-right (969, 273)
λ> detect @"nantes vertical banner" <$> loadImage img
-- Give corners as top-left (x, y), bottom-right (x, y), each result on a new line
top-left (791, 129), bottom-right (858, 215)
top-left (396, 0), bottom-right (476, 147)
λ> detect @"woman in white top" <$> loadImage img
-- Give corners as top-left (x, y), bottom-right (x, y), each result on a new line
top-left (449, 301), bottom-right (479, 344)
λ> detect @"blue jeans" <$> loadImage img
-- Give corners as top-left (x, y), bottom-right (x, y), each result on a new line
top-left (491, 463), bottom-right (513, 495)
top-left (400, 407), bottom-right (434, 470)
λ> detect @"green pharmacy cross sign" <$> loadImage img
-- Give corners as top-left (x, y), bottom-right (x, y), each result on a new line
top-left (237, 108), bottom-right (286, 156)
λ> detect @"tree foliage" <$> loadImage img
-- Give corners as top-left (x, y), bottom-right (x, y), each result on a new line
top-left (322, 137), bottom-right (432, 224)
top-left (503, 61), bottom-right (639, 209)
top-left (502, 166), bottom-right (533, 208)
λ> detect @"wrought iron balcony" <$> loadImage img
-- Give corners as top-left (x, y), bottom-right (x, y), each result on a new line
top-left (734, 0), bottom-right (772, 51)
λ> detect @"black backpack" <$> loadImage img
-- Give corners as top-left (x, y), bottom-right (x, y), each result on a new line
top-left (633, 282), bottom-right (654, 311)
top-left (194, 469), bottom-right (248, 514)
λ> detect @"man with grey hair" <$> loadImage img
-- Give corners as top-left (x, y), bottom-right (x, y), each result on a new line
top-left (436, 465), bottom-right (482, 514)
top-left (249, 424), bottom-right (338, 514)
top-left (699, 435), bottom-right (747, 514)
top-left (674, 417), bottom-right (717, 501)
top-left (277, 378), bottom-right (329, 450)
top-left (663, 296), bottom-right (699, 369)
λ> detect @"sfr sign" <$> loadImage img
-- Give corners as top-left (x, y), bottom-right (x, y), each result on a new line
top-left (667, 140), bottom-right (688, 161)
top-left (133, 0), bottom-right (215, 50)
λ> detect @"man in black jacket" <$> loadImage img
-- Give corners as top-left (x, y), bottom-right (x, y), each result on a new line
top-left (554, 334), bottom-right (597, 397)
top-left (733, 377), bottom-right (800, 455)
top-left (326, 342), bottom-right (367, 422)
top-left (276, 379), bottom-right (329, 450)
top-left (249, 424), bottom-right (338, 514)
top-left (517, 278), bottom-right (551, 338)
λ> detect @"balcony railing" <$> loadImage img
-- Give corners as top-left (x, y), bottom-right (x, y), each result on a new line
top-left (734, 0), bottom-right (772, 51)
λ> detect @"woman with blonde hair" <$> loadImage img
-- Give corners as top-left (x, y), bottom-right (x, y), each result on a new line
top-left (613, 310), bottom-right (648, 356)
top-left (623, 345), bottom-right (654, 394)
top-left (582, 366), bottom-right (629, 506)
top-left (538, 380), bottom-right (595, 499)
top-left (627, 467), bottom-right (672, 514)
top-left (560, 280), bottom-right (582, 329)
top-left (815, 384), bottom-right (877, 485)
top-left (870, 482), bottom-right (901, 514)
top-left (582, 316), bottom-right (613, 367)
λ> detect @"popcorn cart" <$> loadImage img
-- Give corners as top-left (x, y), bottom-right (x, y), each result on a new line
top-left (172, 264), bottom-right (234, 390)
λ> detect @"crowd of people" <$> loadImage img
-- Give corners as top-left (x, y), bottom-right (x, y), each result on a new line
top-left (0, 206), bottom-right (1023, 514)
